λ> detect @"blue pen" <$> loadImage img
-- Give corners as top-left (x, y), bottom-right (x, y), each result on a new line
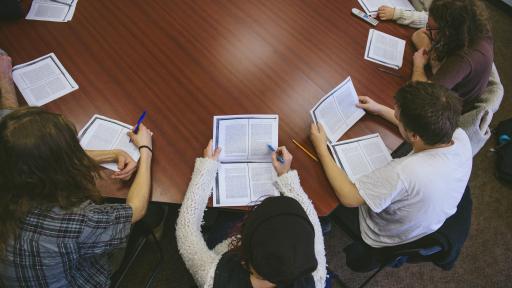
top-left (133, 111), bottom-right (147, 134)
top-left (267, 144), bottom-right (285, 164)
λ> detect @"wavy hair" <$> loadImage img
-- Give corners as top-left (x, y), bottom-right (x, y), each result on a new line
top-left (0, 108), bottom-right (101, 255)
top-left (429, 0), bottom-right (491, 62)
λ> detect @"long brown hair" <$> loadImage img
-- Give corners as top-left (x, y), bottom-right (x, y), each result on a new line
top-left (429, 0), bottom-right (491, 62)
top-left (0, 108), bottom-right (102, 255)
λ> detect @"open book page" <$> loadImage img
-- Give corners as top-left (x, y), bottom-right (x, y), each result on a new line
top-left (249, 163), bottom-right (279, 202)
top-left (364, 29), bottom-right (406, 70)
top-left (213, 115), bottom-right (278, 162)
top-left (12, 53), bottom-right (78, 106)
top-left (78, 115), bottom-right (140, 171)
top-left (213, 163), bottom-right (278, 207)
top-left (214, 163), bottom-right (251, 207)
top-left (358, 0), bottom-right (415, 15)
top-left (329, 134), bottom-right (392, 182)
top-left (310, 77), bottom-right (365, 143)
top-left (26, 0), bottom-right (77, 22)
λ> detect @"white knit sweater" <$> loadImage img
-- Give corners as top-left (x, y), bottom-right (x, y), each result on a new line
top-left (176, 158), bottom-right (327, 288)
top-left (392, 0), bottom-right (432, 28)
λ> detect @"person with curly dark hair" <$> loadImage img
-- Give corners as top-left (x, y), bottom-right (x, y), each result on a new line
top-left (0, 107), bottom-right (154, 287)
top-left (411, 0), bottom-right (493, 113)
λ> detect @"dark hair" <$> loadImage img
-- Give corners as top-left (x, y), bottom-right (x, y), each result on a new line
top-left (395, 82), bottom-right (462, 146)
top-left (429, 0), bottom-right (491, 62)
top-left (0, 108), bottom-right (101, 255)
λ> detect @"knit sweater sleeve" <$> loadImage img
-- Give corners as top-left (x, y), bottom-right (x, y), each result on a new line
top-left (392, 8), bottom-right (428, 28)
top-left (176, 158), bottom-right (221, 288)
top-left (274, 170), bottom-right (327, 288)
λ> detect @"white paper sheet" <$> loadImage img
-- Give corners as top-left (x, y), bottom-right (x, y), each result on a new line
top-left (26, 0), bottom-right (78, 22)
top-left (329, 133), bottom-right (392, 182)
top-left (12, 53), bottom-right (78, 106)
top-left (310, 77), bottom-right (365, 143)
top-left (358, 0), bottom-right (415, 15)
top-left (364, 29), bottom-right (406, 69)
top-left (214, 163), bottom-right (278, 207)
top-left (78, 115), bottom-right (140, 171)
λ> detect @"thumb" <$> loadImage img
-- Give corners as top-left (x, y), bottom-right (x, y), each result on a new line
top-left (117, 156), bottom-right (126, 170)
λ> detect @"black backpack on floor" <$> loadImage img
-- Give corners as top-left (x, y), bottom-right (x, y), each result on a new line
top-left (494, 118), bottom-right (512, 183)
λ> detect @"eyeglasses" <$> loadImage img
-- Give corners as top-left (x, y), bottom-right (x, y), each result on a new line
top-left (426, 23), bottom-right (440, 40)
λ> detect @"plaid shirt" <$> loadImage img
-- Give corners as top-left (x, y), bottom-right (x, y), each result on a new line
top-left (0, 201), bottom-right (132, 288)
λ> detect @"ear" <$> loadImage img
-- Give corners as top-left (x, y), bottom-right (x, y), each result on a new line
top-left (409, 131), bottom-right (422, 143)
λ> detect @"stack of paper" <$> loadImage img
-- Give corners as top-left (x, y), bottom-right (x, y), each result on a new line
top-left (12, 53), bottom-right (78, 106)
top-left (358, 0), bottom-right (415, 15)
top-left (310, 77), bottom-right (366, 143)
top-left (212, 115), bottom-right (280, 207)
top-left (26, 0), bottom-right (78, 22)
top-left (329, 134), bottom-right (392, 182)
top-left (364, 29), bottom-right (406, 69)
top-left (79, 115), bottom-right (140, 171)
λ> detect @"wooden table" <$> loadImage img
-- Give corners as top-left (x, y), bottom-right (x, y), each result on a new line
top-left (0, 0), bottom-right (415, 216)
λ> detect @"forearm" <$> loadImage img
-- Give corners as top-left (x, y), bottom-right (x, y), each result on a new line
top-left (126, 150), bottom-right (152, 223)
top-left (378, 106), bottom-right (399, 127)
top-left (316, 147), bottom-right (363, 207)
top-left (0, 79), bottom-right (18, 108)
top-left (393, 9), bottom-right (428, 28)
top-left (85, 150), bottom-right (117, 164)
top-left (412, 65), bottom-right (429, 82)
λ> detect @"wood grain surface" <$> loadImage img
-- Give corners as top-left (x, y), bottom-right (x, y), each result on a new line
top-left (0, 0), bottom-right (415, 216)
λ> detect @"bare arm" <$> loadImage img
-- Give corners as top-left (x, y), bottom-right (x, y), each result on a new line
top-left (412, 48), bottom-right (430, 82)
top-left (0, 53), bottom-right (18, 108)
top-left (86, 149), bottom-right (138, 180)
top-left (309, 124), bottom-right (365, 207)
top-left (125, 124), bottom-right (153, 223)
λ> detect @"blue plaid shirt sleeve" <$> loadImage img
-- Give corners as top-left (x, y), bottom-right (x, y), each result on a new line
top-left (78, 203), bottom-right (133, 257)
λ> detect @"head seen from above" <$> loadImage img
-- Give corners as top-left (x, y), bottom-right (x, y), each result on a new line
top-left (0, 107), bottom-right (101, 254)
top-left (235, 196), bottom-right (318, 287)
top-left (428, 0), bottom-right (491, 62)
top-left (394, 81), bottom-right (462, 147)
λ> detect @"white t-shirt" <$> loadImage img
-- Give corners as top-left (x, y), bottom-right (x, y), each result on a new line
top-left (354, 128), bottom-right (472, 247)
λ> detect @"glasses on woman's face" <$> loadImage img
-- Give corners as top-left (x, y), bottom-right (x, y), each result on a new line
top-left (426, 23), bottom-right (440, 40)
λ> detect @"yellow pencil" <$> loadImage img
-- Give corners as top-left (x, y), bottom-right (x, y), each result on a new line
top-left (292, 139), bottom-right (319, 162)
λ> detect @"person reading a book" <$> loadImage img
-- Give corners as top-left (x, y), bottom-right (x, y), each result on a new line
top-left (0, 107), bottom-right (154, 287)
top-left (176, 140), bottom-right (327, 288)
top-left (410, 0), bottom-right (493, 113)
top-left (310, 81), bottom-right (472, 248)
top-left (377, 0), bottom-right (431, 28)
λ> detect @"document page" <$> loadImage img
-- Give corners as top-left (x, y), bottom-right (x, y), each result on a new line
top-left (358, 0), bottom-right (415, 15)
top-left (249, 163), bottom-right (279, 201)
top-left (329, 134), bottom-right (392, 182)
top-left (214, 163), bottom-right (251, 207)
top-left (310, 77), bottom-right (365, 143)
top-left (214, 163), bottom-right (278, 207)
top-left (213, 115), bottom-right (278, 162)
top-left (12, 53), bottom-right (78, 106)
top-left (364, 29), bottom-right (406, 70)
top-left (78, 115), bottom-right (140, 171)
top-left (26, 0), bottom-right (78, 22)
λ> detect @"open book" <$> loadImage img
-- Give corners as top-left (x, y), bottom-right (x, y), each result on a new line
top-left (358, 0), bottom-right (415, 15)
top-left (26, 0), bottom-right (78, 22)
top-left (364, 29), bottom-right (406, 70)
top-left (78, 115), bottom-right (140, 171)
top-left (213, 115), bottom-right (279, 206)
top-left (310, 77), bottom-right (365, 143)
top-left (12, 53), bottom-right (78, 106)
top-left (329, 134), bottom-right (392, 182)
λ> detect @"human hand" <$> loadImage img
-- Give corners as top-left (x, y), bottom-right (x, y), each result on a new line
top-left (111, 149), bottom-right (137, 180)
top-left (203, 139), bottom-right (221, 161)
top-left (310, 123), bottom-right (328, 153)
top-left (272, 146), bottom-right (293, 176)
top-left (0, 54), bottom-right (13, 83)
top-left (413, 48), bottom-right (429, 68)
top-left (128, 124), bottom-right (153, 149)
top-left (377, 6), bottom-right (394, 20)
top-left (412, 29), bottom-right (432, 50)
top-left (356, 96), bottom-right (384, 115)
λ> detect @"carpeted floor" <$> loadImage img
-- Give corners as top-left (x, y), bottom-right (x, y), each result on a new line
top-left (119, 1), bottom-right (512, 287)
